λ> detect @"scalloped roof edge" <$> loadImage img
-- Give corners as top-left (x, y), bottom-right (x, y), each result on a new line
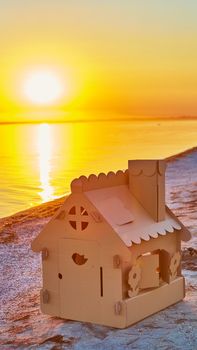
top-left (71, 169), bottom-right (128, 192)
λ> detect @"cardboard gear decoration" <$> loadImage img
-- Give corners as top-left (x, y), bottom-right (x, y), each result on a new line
top-left (31, 159), bottom-right (191, 328)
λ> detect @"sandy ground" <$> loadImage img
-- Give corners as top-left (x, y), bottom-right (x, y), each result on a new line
top-left (0, 150), bottom-right (197, 350)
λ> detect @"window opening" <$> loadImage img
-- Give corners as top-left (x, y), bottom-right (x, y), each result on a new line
top-left (68, 206), bottom-right (89, 231)
top-left (81, 206), bottom-right (88, 216)
top-left (69, 206), bottom-right (76, 215)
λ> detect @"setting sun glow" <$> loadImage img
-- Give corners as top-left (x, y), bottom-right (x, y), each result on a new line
top-left (23, 70), bottom-right (64, 105)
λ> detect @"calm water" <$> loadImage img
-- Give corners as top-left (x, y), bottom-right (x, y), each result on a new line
top-left (0, 119), bottom-right (197, 217)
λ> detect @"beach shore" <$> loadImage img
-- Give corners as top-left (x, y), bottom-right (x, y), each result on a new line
top-left (0, 149), bottom-right (197, 349)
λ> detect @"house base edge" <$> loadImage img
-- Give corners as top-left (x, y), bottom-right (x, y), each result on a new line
top-left (39, 277), bottom-right (185, 329)
top-left (124, 276), bottom-right (185, 327)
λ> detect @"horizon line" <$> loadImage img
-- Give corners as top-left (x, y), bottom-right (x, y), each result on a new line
top-left (0, 115), bottom-right (197, 125)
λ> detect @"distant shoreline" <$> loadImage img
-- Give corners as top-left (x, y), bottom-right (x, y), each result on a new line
top-left (166, 146), bottom-right (197, 162)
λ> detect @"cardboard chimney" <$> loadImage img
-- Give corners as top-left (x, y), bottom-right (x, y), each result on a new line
top-left (129, 160), bottom-right (166, 222)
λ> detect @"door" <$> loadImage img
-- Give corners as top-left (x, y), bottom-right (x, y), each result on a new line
top-left (58, 239), bottom-right (101, 323)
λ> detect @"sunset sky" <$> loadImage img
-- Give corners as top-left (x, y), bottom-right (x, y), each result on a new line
top-left (1, 0), bottom-right (197, 122)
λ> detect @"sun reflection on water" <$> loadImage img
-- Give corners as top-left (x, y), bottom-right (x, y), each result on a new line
top-left (37, 123), bottom-right (54, 202)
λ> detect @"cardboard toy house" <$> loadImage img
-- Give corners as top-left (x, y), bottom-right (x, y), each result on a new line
top-left (32, 159), bottom-right (191, 328)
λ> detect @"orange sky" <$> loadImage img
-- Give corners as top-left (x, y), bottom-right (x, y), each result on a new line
top-left (1, 0), bottom-right (197, 121)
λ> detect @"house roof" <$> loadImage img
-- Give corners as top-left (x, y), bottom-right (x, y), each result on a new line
top-left (85, 184), bottom-right (186, 247)
top-left (32, 164), bottom-right (191, 251)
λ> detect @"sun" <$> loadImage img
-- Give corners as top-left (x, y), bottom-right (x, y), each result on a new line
top-left (23, 69), bottom-right (64, 105)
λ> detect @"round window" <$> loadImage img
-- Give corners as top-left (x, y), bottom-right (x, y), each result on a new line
top-left (68, 206), bottom-right (89, 231)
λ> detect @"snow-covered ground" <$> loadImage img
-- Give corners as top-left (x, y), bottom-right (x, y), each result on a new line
top-left (0, 150), bottom-right (197, 350)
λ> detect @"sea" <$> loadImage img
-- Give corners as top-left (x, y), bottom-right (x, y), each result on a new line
top-left (0, 118), bottom-right (197, 218)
